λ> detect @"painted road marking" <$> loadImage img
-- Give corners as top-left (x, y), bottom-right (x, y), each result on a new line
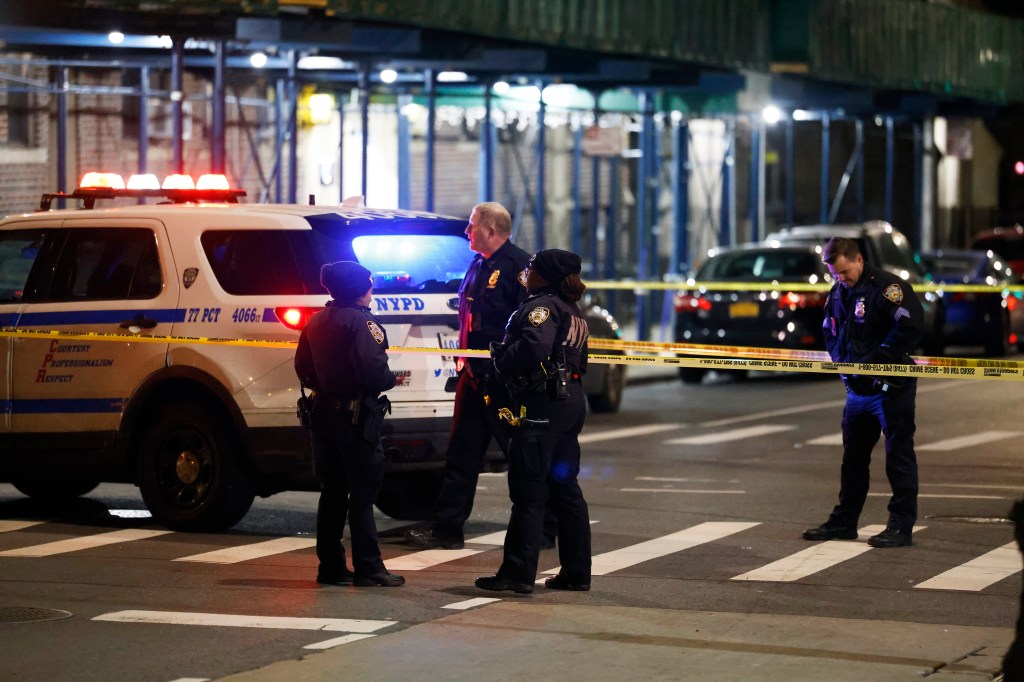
top-left (868, 493), bottom-right (1008, 500)
top-left (0, 520), bottom-right (43, 533)
top-left (635, 477), bottom-right (741, 483)
top-left (93, 610), bottom-right (396, 633)
top-left (619, 489), bottom-right (745, 494)
top-left (579, 423), bottom-right (684, 444)
top-left (442, 598), bottom-right (501, 610)
top-left (917, 431), bottom-right (1022, 452)
top-left (542, 522), bottom-right (760, 577)
top-left (175, 537), bottom-right (317, 564)
top-left (304, 634), bottom-right (377, 650)
top-left (0, 528), bottom-right (172, 557)
top-left (915, 543), bottom-right (1023, 591)
top-left (385, 548), bottom-right (485, 571)
top-left (665, 424), bottom-right (795, 445)
top-left (732, 525), bottom-right (926, 582)
top-left (806, 433), bottom-right (843, 446)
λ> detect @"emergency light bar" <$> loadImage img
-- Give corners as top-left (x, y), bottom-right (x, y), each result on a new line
top-left (38, 172), bottom-right (246, 211)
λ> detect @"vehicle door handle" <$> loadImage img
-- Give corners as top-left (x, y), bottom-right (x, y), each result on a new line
top-left (119, 315), bottom-right (158, 330)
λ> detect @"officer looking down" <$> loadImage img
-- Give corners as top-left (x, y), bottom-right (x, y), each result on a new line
top-left (294, 261), bottom-right (405, 586)
top-left (803, 237), bottom-right (923, 549)
top-left (475, 248), bottom-right (592, 594)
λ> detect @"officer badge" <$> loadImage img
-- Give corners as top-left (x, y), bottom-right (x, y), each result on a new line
top-left (528, 307), bottom-right (550, 326)
top-left (487, 270), bottom-right (500, 288)
top-left (517, 269), bottom-right (527, 286)
top-left (883, 284), bottom-right (904, 304)
top-left (366, 320), bottom-right (385, 344)
top-left (854, 298), bottom-right (866, 318)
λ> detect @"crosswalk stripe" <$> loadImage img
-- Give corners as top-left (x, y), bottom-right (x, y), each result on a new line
top-left (806, 433), bottom-right (843, 446)
top-left (542, 522), bottom-right (760, 577)
top-left (385, 548), bottom-right (485, 571)
top-left (175, 537), bottom-right (317, 564)
top-left (917, 431), bottom-right (1021, 451)
top-left (665, 425), bottom-right (795, 445)
top-left (93, 610), bottom-right (395, 633)
top-left (579, 423), bottom-right (685, 444)
top-left (867, 493), bottom-right (1008, 500)
top-left (0, 520), bottom-right (43, 533)
top-left (0, 528), bottom-right (172, 557)
top-left (303, 634), bottom-right (377, 650)
top-left (914, 542), bottom-right (1023, 591)
top-left (619, 489), bottom-right (745, 494)
top-left (731, 525), bottom-right (926, 582)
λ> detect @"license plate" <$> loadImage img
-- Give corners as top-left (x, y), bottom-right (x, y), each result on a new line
top-left (729, 302), bottom-right (760, 318)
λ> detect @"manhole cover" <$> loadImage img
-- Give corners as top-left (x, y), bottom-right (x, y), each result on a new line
top-left (0, 607), bottom-right (73, 624)
top-left (924, 515), bottom-right (1012, 524)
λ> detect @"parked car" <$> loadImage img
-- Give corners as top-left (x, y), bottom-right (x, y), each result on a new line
top-left (969, 224), bottom-right (1024, 280)
top-left (918, 249), bottom-right (1023, 355)
top-left (673, 243), bottom-right (833, 384)
top-left (764, 221), bottom-right (946, 355)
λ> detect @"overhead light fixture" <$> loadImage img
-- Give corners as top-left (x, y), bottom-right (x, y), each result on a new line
top-left (792, 109), bottom-right (812, 121)
top-left (108, 31), bottom-right (125, 44)
top-left (761, 105), bottom-right (782, 125)
top-left (493, 81), bottom-right (510, 94)
top-left (437, 71), bottom-right (469, 83)
top-left (298, 56), bottom-right (354, 70)
top-left (250, 52), bottom-right (268, 68)
top-left (380, 68), bottom-right (398, 84)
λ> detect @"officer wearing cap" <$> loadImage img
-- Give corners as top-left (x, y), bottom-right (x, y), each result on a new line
top-left (295, 260), bottom-right (404, 587)
top-left (803, 237), bottom-right (923, 549)
top-left (476, 248), bottom-right (592, 594)
top-left (405, 202), bottom-right (535, 550)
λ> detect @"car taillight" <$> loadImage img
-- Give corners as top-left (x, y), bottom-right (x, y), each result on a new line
top-left (1006, 296), bottom-right (1019, 312)
top-left (674, 292), bottom-right (711, 312)
top-left (274, 306), bottom-right (323, 331)
top-left (778, 292), bottom-right (826, 310)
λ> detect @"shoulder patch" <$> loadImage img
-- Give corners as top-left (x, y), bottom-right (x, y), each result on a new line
top-left (527, 307), bottom-right (550, 327)
top-left (487, 270), bottom-right (500, 288)
top-left (366, 320), bottom-right (385, 344)
top-left (882, 283), bottom-right (904, 304)
top-left (517, 269), bottom-right (528, 286)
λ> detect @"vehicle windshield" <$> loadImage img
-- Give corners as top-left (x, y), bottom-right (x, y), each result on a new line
top-left (697, 250), bottom-right (829, 283)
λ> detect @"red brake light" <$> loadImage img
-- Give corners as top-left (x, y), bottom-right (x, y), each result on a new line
top-left (778, 292), bottom-right (826, 310)
top-left (196, 173), bottom-right (230, 190)
top-left (162, 173), bottom-right (196, 190)
top-left (1006, 296), bottom-right (1019, 312)
top-left (674, 292), bottom-right (712, 312)
top-left (80, 172), bottom-right (125, 189)
top-left (275, 306), bottom-right (323, 331)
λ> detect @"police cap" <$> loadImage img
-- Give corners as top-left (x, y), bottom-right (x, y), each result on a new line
top-left (530, 248), bottom-right (582, 284)
top-left (320, 260), bottom-right (373, 300)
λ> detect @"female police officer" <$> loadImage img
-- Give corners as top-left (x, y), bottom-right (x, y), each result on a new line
top-left (475, 249), bottom-right (592, 594)
top-left (294, 260), bottom-right (404, 587)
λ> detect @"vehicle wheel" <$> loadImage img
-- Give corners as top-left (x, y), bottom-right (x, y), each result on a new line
top-left (137, 401), bottom-right (254, 532)
top-left (11, 477), bottom-right (99, 500)
top-left (587, 364), bottom-right (625, 413)
top-left (679, 367), bottom-right (705, 384)
top-left (984, 312), bottom-right (1010, 357)
top-left (375, 471), bottom-right (443, 521)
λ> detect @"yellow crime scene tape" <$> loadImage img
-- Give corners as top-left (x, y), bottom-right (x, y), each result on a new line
top-left (586, 279), bottom-right (1024, 294)
top-left (3, 327), bottom-right (1023, 382)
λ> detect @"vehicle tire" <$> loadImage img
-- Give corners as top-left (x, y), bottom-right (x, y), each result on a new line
top-left (11, 477), bottom-right (99, 500)
top-left (375, 471), bottom-right (443, 521)
top-left (984, 312), bottom-right (1010, 357)
top-left (679, 367), bottom-right (705, 384)
top-left (587, 363), bottom-right (625, 413)
top-left (137, 401), bottom-right (255, 532)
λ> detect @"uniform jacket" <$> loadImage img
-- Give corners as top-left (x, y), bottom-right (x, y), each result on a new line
top-left (295, 301), bottom-right (396, 399)
top-left (823, 263), bottom-right (923, 393)
top-left (492, 289), bottom-right (589, 383)
top-left (458, 240), bottom-right (530, 354)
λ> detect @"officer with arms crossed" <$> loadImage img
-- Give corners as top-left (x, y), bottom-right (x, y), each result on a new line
top-left (804, 237), bottom-right (922, 548)
top-left (406, 202), bottom-right (533, 550)
top-left (295, 261), bottom-right (405, 586)
top-left (476, 248), bottom-right (592, 594)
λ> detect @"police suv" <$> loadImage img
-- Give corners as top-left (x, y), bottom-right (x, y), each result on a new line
top-left (0, 173), bottom-right (623, 531)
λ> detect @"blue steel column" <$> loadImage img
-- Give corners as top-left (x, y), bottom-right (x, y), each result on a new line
top-left (785, 117), bottom-right (794, 227)
top-left (287, 51), bottom-right (298, 204)
top-left (138, 66), bottom-right (149, 204)
top-left (911, 120), bottom-right (922, 249)
top-left (571, 118), bottom-right (583, 256)
top-left (359, 64), bottom-right (370, 200)
top-left (535, 81), bottom-right (546, 250)
top-left (479, 82), bottom-right (493, 202)
top-left (590, 104), bottom-right (602, 280)
top-left (397, 93), bottom-right (411, 209)
top-left (820, 114), bottom-right (830, 224)
top-left (171, 38), bottom-right (184, 174)
top-left (749, 120), bottom-right (761, 240)
top-left (671, 119), bottom-right (689, 275)
top-left (636, 91), bottom-right (654, 340)
top-left (56, 65), bottom-right (69, 209)
top-left (212, 41), bottom-right (226, 174)
top-left (719, 118), bottom-right (735, 247)
top-left (337, 93), bottom-right (345, 200)
top-left (424, 69), bottom-right (436, 212)
top-left (274, 78), bottom-right (284, 202)
top-left (855, 119), bottom-right (865, 222)
top-left (884, 116), bottom-right (895, 223)
top-left (606, 154), bottom-right (621, 315)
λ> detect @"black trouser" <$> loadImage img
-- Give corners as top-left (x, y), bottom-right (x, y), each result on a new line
top-left (311, 404), bottom-right (386, 577)
top-left (498, 383), bottom-right (591, 585)
top-left (827, 380), bottom-right (918, 533)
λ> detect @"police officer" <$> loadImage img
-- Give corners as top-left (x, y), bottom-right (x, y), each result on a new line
top-left (295, 260), bottom-right (404, 586)
top-left (803, 237), bottom-right (923, 548)
top-left (405, 202), bottom-right (534, 550)
top-left (476, 249), bottom-right (592, 594)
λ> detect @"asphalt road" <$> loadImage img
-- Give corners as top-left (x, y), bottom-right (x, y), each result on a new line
top-left (1, 370), bottom-right (1021, 680)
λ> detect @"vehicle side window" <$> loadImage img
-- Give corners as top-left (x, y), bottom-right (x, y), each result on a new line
top-left (0, 229), bottom-right (47, 302)
top-left (202, 230), bottom-right (310, 295)
top-left (876, 233), bottom-right (917, 272)
top-left (47, 228), bottom-right (162, 301)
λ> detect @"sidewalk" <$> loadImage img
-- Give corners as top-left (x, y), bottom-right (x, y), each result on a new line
top-left (223, 603), bottom-right (1011, 681)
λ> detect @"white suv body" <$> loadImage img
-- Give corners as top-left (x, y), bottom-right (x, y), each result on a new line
top-left (0, 198), bottom-right (469, 530)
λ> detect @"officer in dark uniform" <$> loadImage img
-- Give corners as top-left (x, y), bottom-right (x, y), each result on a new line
top-left (803, 236), bottom-right (923, 548)
top-left (405, 202), bottom-right (534, 550)
top-left (295, 260), bottom-right (404, 586)
top-left (476, 249), bottom-right (592, 594)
